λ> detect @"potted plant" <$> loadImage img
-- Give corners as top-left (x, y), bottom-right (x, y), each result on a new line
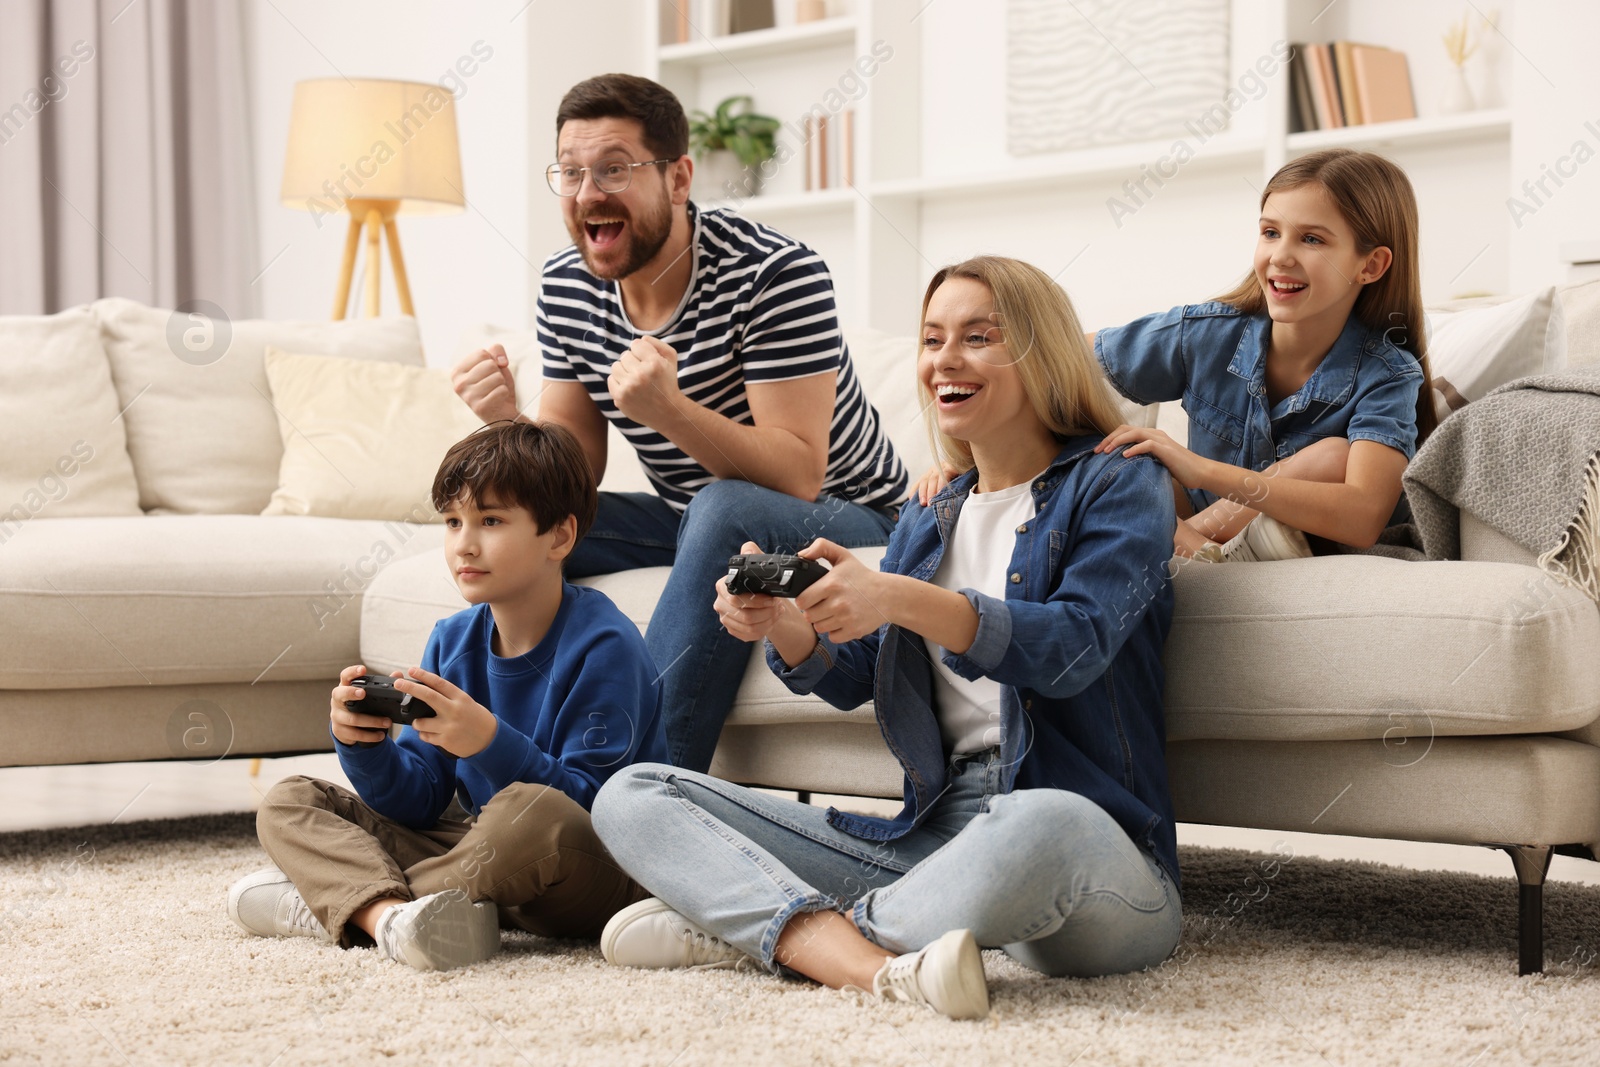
top-left (688, 95), bottom-right (781, 201)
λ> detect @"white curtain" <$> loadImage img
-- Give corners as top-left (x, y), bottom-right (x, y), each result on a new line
top-left (0, 0), bottom-right (257, 316)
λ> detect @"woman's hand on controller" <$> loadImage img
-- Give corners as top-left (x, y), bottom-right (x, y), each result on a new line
top-left (794, 539), bottom-right (891, 644)
top-left (714, 540), bottom-right (803, 644)
top-left (330, 663), bottom-right (392, 745)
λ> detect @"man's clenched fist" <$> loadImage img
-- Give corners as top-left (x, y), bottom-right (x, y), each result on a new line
top-left (451, 344), bottom-right (520, 424)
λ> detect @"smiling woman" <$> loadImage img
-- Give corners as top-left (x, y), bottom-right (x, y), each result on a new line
top-left (592, 255), bottom-right (1185, 1021)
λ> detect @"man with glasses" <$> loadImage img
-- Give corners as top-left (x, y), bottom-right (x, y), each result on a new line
top-left (451, 74), bottom-right (906, 774)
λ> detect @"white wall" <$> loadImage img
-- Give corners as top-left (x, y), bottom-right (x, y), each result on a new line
top-left (523, 0), bottom-right (651, 311)
top-left (243, 0), bottom-right (529, 364)
top-left (1505, 0), bottom-right (1600, 291)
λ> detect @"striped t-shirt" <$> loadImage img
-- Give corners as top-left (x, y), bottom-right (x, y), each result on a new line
top-left (537, 203), bottom-right (906, 513)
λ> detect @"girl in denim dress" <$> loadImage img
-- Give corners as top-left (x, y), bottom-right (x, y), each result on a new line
top-left (1093, 149), bottom-right (1436, 561)
top-left (591, 256), bottom-right (1182, 1021)
top-left (912, 150), bottom-right (1435, 563)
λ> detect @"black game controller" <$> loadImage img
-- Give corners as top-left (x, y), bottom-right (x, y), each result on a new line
top-left (345, 674), bottom-right (435, 725)
top-left (725, 553), bottom-right (830, 598)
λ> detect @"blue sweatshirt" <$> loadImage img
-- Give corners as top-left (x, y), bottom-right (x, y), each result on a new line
top-left (337, 583), bottom-right (666, 827)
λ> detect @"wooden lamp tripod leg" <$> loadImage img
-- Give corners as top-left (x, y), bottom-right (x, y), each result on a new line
top-left (363, 206), bottom-right (384, 317)
top-left (332, 212), bottom-right (363, 320)
top-left (383, 217), bottom-right (415, 317)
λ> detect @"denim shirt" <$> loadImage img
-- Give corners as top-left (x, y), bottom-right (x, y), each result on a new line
top-left (1095, 302), bottom-right (1424, 511)
top-left (766, 437), bottom-right (1181, 891)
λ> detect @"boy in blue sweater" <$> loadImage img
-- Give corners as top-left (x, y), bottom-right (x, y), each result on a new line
top-left (230, 420), bottom-right (667, 971)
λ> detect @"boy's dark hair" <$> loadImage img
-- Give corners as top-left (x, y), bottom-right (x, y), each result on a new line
top-left (556, 74), bottom-right (688, 162)
top-left (432, 421), bottom-right (597, 542)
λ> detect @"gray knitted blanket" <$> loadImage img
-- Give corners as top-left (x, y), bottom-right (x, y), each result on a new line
top-left (1394, 366), bottom-right (1600, 599)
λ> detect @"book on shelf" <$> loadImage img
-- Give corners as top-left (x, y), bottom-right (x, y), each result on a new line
top-left (659, 0), bottom-right (690, 44)
top-left (1349, 45), bottom-right (1416, 125)
top-left (1288, 45), bottom-right (1317, 134)
top-left (801, 109), bottom-right (854, 192)
top-left (1290, 41), bottom-right (1417, 133)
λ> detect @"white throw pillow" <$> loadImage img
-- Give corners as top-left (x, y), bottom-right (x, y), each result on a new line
top-left (93, 298), bottom-right (425, 515)
top-left (261, 348), bottom-right (484, 521)
top-left (1425, 287), bottom-right (1565, 422)
top-left (0, 307), bottom-right (142, 528)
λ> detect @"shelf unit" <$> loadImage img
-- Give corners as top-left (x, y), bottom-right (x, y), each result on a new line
top-left (644, 0), bottom-right (1525, 331)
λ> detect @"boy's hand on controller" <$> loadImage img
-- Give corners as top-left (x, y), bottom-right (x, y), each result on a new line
top-left (715, 540), bottom-right (801, 643)
top-left (793, 539), bottom-right (890, 644)
top-left (393, 666), bottom-right (499, 759)
top-left (330, 663), bottom-right (393, 745)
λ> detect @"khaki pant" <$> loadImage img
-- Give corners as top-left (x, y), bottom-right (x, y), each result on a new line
top-left (258, 775), bottom-right (647, 948)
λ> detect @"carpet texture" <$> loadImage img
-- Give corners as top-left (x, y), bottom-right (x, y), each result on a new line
top-left (2, 813), bottom-right (1598, 1066)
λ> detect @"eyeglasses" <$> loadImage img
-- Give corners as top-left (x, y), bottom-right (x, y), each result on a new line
top-left (545, 158), bottom-right (675, 197)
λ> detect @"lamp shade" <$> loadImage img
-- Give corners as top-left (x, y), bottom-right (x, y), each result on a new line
top-left (280, 78), bottom-right (464, 215)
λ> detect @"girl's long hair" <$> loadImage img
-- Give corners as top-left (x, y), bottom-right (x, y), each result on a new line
top-left (1216, 148), bottom-right (1436, 442)
top-left (919, 255), bottom-right (1127, 473)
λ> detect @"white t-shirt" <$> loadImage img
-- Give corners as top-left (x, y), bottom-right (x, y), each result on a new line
top-left (924, 474), bottom-right (1040, 753)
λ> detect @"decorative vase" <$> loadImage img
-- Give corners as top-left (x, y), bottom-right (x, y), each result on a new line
top-left (694, 151), bottom-right (763, 203)
top-left (1439, 66), bottom-right (1476, 115)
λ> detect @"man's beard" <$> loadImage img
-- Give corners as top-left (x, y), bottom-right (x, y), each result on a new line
top-left (569, 195), bottom-right (674, 282)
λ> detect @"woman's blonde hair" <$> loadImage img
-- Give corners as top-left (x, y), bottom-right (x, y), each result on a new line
top-left (919, 255), bottom-right (1127, 473)
top-left (1217, 148), bottom-right (1436, 441)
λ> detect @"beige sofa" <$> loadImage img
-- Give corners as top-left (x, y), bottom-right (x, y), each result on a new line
top-left (3, 296), bottom-right (1597, 977)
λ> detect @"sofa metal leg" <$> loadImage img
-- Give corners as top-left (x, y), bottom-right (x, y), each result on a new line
top-left (1498, 844), bottom-right (1553, 975)
top-left (796, 790), bottom-right (812, 806)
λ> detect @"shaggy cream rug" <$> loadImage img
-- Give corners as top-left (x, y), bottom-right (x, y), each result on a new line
top-left (2, 813), bottom-right (1598, 1066)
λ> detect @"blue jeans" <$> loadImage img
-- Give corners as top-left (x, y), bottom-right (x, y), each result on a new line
top-left (591, 750), bottom-right (1183, 978)
top-left (566, 482), bottom-right (898, 772)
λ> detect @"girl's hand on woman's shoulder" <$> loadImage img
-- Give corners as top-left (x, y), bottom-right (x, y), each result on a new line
top-left (912, 462), bottom-right (962, 506)
top-left (1096, 424), bottom-right (1212, 488)
top-left (793, 539), bottom-right (892, 644)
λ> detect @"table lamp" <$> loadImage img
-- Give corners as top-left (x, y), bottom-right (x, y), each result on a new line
top-left (280, 78), bottom-right (464, 319)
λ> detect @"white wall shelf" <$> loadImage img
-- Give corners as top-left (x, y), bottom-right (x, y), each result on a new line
top-left (705, 187), bottom-right (859, 217)
top-left (658, 17), bottom-right (858, 67)
top-left (1286, 108), bottom-right (1513, 153)
top-left (872, 135), bottom-right (1268, 202)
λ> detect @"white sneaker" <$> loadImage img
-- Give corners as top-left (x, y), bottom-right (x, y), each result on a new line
top-left (872, 928), bottom-right (989, 1021)
top-left (1212, 514), bottom-right (1313, 563)
top-left (600, 897), bottom-right (751, 970)
top-left (374, 890), bottom-right (500, 971)
top-left (228, 867), bottom-right (329, 941)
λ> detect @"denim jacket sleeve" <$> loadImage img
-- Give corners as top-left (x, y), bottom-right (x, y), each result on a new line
top-left (763, 496), bottom-right (926, 707)
top-left (940, 452), bottom-right (1176, 699)
top-left (1345, 359), bottom-right (1424, 459)
top-left (1094, 305), bottom-right (1191, 405)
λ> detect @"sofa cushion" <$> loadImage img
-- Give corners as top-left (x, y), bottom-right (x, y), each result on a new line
top-left (0, 681), bottom-right (337, 768)
top-left (1165, 555), bottom-right (1600, 742)
top-left (1559, 277), bottom-right (1600, 368)
top-left (260, 349), bottom-right (483, 520)
top-left (93, 298), bottom-right (425, 515)
top-left (0, 516), bottom-right (444, 689)
top-left (1425, 287), bottom-right (1565, 420)
top-left (0, 307), bottom-right (142, 525)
